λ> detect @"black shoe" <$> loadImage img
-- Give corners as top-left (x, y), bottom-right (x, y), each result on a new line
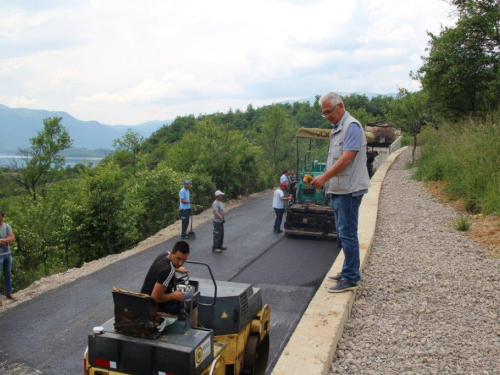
top-left (328, 279), bottom-right (358, 293)
top-left (181, 234), bottom-right (189, 239)
top-left (276, 230), bottom-right (283, 234)
top-left (6, 294), bottom-right (17, 301)
top-left (220, 246), bottom-right (227, 250)
top-left (328, 272), bottom-right (343, 282)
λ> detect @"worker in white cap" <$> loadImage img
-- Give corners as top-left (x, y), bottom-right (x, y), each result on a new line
top-left (212, 190), bottom-right (226, 253)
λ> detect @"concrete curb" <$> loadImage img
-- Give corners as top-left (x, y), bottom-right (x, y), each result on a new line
top-left (272, 146), bottom-right (408, 375)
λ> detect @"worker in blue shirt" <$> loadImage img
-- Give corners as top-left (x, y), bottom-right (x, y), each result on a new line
top-left (179, 180), bottom-right (194, 239)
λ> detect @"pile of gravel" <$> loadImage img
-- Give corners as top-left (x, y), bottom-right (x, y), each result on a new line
top-left (331, 149), bottom-right (500, 374)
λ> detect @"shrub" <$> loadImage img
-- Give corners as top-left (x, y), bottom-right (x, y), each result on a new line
top-left (453, 216), bottom-right (472, 232)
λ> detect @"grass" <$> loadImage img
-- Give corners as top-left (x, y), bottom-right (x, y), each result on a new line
top-left (453, 216), bottom-right (472, 231)
top-left (414, 111), bottom-right (500, 215)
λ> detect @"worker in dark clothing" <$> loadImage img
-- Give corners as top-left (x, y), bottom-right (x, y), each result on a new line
top-left (140, 241), bottom-right (196, 325)
top-left (367, 151), bottom-right (379, 179)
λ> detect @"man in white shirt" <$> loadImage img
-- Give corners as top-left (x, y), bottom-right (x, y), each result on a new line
top-left (272, 183), bottom-right (292, 233)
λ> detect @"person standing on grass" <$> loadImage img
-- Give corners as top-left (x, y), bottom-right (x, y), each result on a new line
top-left (273, 182), bottom-right (292, 233)
top-left (212, 190), bottom-right (226, 253)
top-left (311, 92), bottom-right (371, 293)
top-left (179, 180), bottom-right (193, 239)
top-left (0, 209), bottom-right (16, 306)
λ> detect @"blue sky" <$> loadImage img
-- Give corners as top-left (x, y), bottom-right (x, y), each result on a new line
top-left (0, 0), bottom-right (455, 125)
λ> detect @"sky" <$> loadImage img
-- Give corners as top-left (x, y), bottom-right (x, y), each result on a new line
top-left (0, 0), bottom-right (456, 125)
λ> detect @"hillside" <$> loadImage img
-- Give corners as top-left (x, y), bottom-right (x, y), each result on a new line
top-left (0, 104), bottom-right (170, 153)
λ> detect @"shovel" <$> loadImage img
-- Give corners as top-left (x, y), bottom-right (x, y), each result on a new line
top-left (188, 208), bottom-right (196, 240)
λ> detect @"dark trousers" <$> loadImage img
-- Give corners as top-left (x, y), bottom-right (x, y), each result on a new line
top-left (180, 209), bottom-right (191, 236)
top-left (0, 253), bottom-right (13, 295)
top-left (274, 208), bottom-right (285, 232)
top-left (213, 221), bottom-right (224, 249)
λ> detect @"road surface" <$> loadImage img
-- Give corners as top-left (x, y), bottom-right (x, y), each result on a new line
top-left (0, 193), bottom-right (339, 374)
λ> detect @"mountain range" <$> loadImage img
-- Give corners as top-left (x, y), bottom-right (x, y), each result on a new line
top-left (0, 92), bottom-right (396, 154)
top-left (0, 104), bottom-right (171, 154)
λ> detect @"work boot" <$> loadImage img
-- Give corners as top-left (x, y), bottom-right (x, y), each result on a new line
top-left (328, 279), bottom-right (358, 293)
top-left (212, 248), bottom-right (222, 253)
top-left (328, 272), bottom-right (343, 282)
top-left (0, 299), bottom-right (2, 307)
top-left (220, 246), bottom-right (227, 251)
top-left (7, 294), bottom-right (17, 301)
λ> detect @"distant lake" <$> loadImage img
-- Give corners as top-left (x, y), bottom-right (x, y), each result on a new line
top-left (0, 154), bottom-right (103, 168)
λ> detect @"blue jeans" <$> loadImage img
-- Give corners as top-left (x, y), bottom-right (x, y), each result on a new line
top-left (274, 208), bottom-right (285, 232)
top-left (331, 194), bottom-right (363, 284)
top-left (0, 253), bottom-right (13, 295)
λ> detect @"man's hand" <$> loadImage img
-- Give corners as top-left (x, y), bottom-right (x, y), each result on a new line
top-left (311, 174), bottom-right (328, 189)
top-left (176, 267), bottom-right (189, 274)
top-left (190, 199), bottom-right (195, 205)
top-left (171, 290), bottom-right (185, 302)
top-left (222, 218), bottom-right (226, 224)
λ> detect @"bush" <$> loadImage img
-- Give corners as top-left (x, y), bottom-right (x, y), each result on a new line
top-left (415, 112), bottom-right (500, 215)
top-left (453, 216), bottom-right (472, 232)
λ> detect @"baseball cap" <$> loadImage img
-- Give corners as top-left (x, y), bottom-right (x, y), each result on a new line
top-left (215, 190), bottom-right (224, 196)
top-left (183, 180), bottom-right (190, 184)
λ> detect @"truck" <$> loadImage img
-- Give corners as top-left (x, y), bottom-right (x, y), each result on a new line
top-left (84, 261), bottom-right (271, 375)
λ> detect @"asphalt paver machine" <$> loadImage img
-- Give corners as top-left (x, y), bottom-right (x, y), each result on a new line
top-left (284, 128), bottom-right (337, 240)
top-left (84, 261), bottom-right (271, 375)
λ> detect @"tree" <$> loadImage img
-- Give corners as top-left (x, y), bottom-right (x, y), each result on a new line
top-left (15, 117), bottom-right (72, 201)
top-left (257, 105), bottom-right (296, 176)
top-left (389, 89), bottom-right (430, 164)
top-left (450, 0), bottom-right (500, 54)
top-left (415, 0), bottom-right (500, 119)
top-left (112, 129), bottom-right (145, 176)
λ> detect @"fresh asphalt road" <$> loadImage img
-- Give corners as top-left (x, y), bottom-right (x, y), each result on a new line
top-left (0, 193), bottom-right (340, 374)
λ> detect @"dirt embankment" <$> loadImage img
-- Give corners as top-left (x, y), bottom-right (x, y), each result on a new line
top-left (0, 190), bottom-right (273, 312)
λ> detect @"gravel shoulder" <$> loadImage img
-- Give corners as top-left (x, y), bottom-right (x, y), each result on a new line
top-left (0, 189), bottom-right (273, 312)
top-left (331, 149), bottom-right (500, 374)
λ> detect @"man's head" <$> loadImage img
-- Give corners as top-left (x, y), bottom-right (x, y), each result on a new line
top-left (319, 92), bottom-right (345, 125)
top-left (290, 169), bottom-right (295, 176)
top-left (183, 180), bottom-right (190, 189)
top-left (215, 190), bottom-right (224, 201)
top-left (281, 169), bottom-right (288, 176)
top-left (169, 240), bottom-right (190, 268)
top-left (373, 151), bottom-right (379, 157)
top-left (0, 210), bottom-right (4, 224)
top-left (280, 182), bottom-right (287, 190)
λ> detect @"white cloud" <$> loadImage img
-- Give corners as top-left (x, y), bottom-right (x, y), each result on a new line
top-left (0, 0), bottom-right (456, 124)
top-left (5, 95), bottom-right (42, 108)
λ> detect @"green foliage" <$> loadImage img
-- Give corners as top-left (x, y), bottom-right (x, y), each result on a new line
top-left (14, 117), bottom-right (73, 200)
top-left (255, 105), bottom-right (297, 176)
top-left (416, 0), bottom-right (500, 119)
top-left (112, 129), bottom-right (145, 176)
top-left (453, 216), bottom-right (472, 232)
top-left (389, 89), bottom-right (430, 163)
top-left (415, 111), bottom-right (500, 215)
top-left (164, 120), bottom-right (265, 197)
